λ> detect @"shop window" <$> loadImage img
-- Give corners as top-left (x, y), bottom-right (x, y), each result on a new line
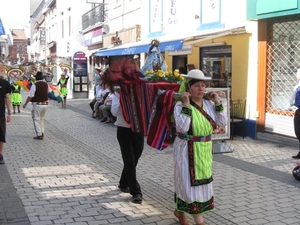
top-left (266, 15), bottom-right (300, 116)
top-left (200, 46), bottom-right (232, 88)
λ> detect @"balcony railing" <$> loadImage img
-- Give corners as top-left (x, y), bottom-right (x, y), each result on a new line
top-left (46, 0), bottom-right (55, 8)
top-left (82, 4), bottom-right (107, 31)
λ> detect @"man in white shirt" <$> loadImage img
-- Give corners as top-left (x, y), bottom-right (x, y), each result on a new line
top-left (111, 91), bottom-right (144, 204)
top-left (99, 90), bottom-right (113, 123)
top-left (23, 72), bottom-right (51, 140)
top-left (93, 84), bottom-right (109, 118)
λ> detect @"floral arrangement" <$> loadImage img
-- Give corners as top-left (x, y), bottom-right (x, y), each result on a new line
top-left (144, 69), bottom-right (183, 83)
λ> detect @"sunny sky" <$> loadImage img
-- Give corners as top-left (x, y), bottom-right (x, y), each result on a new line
top-left (0, 0), bottom-right (30, 36)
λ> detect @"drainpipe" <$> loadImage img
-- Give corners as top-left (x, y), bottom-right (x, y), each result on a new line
top-left (122, 0), bottom-right (125, 29)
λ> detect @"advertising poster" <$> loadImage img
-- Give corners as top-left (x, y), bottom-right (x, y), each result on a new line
top-left (73, 51), bottom-right (87, 76)
top-left (206, 88), bottom-right (231, 140)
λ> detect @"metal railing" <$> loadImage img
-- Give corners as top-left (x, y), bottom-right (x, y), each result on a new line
top-left (266, 16), bottom-right (300, 116)
top-left (82, 4), bottom-right (107, 31)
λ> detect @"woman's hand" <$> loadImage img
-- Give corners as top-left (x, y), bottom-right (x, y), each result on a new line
top-left (207, 91), bottom-right (220, 104)
top-left (181, 92), bottom-right (191, 106)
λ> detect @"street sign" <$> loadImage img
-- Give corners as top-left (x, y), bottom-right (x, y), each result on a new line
top-left (40, 27), bottom-right (46, 45)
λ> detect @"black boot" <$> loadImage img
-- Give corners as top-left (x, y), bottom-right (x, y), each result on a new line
top-left (292, 152), bottom-right (300, 159)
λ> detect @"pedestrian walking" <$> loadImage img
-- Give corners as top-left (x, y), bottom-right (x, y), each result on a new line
top-left (291, 69), bottom-right (300, 159)
top-left (111, 91), bottom-right (144, 204)
top-left (172, 69), bottom-right (227, 225)
top-left (57, 72), bottom-right (69, 108)
top-left (94, 67), bottom-right (102, 95)
top-left (44, 72), bottom-right (54, 84)
top-left (10, 81), bottom-right (22, 114)
top-left (0, 75), bottom-right (12, 164)
top-left (23, 71), bottom-right (51, 140)
top-left (101, 58), bottom-right (146, 204)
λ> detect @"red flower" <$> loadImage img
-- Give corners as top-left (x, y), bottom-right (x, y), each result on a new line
top-left (190, 203), bottom-right (201, 214)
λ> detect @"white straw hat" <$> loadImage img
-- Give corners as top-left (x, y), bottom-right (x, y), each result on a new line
top-left (181, 69), bottom-right (211, 81)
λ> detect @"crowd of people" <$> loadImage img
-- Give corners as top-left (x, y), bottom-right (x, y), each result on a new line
top-left (2, 46), bottom-right (300, 225)
top-left (98, 52), bottom-right (228, 225)
top-left (1, 69), bottom-right (68, 142)
top-left (89, 68), bottom-right (116, 123)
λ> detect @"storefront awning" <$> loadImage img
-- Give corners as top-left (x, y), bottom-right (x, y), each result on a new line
top-left (184, 26), bottom-right (246, 45)
top-left (94, 39), bottom-right (184, 56)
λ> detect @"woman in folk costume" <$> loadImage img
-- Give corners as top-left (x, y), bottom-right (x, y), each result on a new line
top-left (10, 81), bottom-right (22, 113)
top-left (57, 71), bottom-right (69, 108)
top-left (173, 69), bottom-right (227, 225)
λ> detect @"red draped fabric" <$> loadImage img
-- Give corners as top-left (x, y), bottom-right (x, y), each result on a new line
top-left (119, 81), bottom-right (180, 150)
top-left (146, 89), bottom-right (178, 150)
top-left (119, 82), bottom-right (146, 134)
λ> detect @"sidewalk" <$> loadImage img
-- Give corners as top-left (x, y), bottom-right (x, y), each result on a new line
top-left (0, 97), bottom-right (300, 225)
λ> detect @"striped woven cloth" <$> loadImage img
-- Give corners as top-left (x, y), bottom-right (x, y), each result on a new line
top-left (145, 83), bottom-right (180, 150)
top-left (119, 81), bottom-right (180, 150)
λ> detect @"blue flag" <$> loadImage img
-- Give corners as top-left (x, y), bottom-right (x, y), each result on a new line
top-left (0, 19), bottom-right (6, 35)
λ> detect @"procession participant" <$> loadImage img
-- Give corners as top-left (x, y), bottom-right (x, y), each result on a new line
top-left (101, 58), bottom-right (145, 204)
top-left (172, 69), bottom-right (227, 225)
top-left (23, 71), bottom-right (51, 140)
top-left (10, 81), bottom-right (22, 113)
top-left (57, 71), bottom-right (69, 108)
top-left (111, 88), bottom-right (144, 204)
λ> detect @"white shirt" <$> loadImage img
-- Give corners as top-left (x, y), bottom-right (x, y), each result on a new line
top-left (111, 92), bottom-right (130, 128)
top-left (105, 93), bottom-right (114, 106)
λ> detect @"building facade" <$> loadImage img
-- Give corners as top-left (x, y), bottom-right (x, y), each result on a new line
top-left (29, 0), bottom-right (92, 98)
top-left (248, 0), bottom-right (300, 139)
top-left (9, 29), bottom-right (29, 63)
top-left (95, 0), bottom-right (259, 138)
top-left (29, 0), bottom-right (279, 140)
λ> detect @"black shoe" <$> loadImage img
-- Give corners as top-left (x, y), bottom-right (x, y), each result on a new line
top-left (0, 154), bottom-right (4, 164)
top-left (33, 135), bottom-right (43, 140)
top-left (292, 153), bottom-right (300, 159)
top-left (118, 185), bottom-right (130, 193)
top-left (132, 194), bottom-right (142, 204)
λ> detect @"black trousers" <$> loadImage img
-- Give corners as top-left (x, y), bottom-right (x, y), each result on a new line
top-left (117, 126), bottom-right (144, 196)
top-left (294, 109), bottom-right (300, 145)
top-left (89, 100), bottom-right (96, 111)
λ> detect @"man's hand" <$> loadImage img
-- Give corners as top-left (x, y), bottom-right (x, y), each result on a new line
top-left (6, 114), bottom-right (11, 122)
